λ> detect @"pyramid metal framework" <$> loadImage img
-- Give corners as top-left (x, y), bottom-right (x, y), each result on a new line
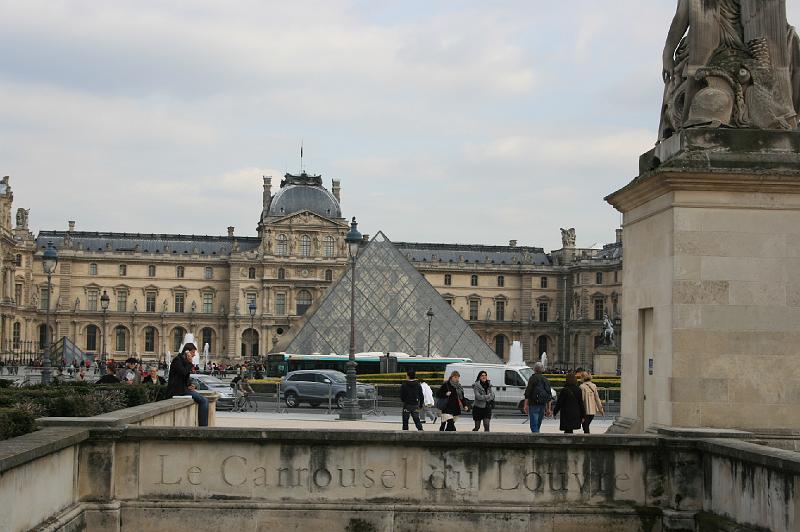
top-left (285, 232), bottom-right (501, 363)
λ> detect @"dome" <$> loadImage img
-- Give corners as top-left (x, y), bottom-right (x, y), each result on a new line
top-left (267, 183), bottom-right (342, 219)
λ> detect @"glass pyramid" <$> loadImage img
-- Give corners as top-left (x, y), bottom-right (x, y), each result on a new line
top-left (286, 232), bottom-right (501, 363)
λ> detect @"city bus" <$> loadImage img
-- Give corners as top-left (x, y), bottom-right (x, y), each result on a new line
top-left (265, 352), bottom-right (472, 377)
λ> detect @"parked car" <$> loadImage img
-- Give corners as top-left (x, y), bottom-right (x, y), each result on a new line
top-left (190, 374), bottom-right (235, 410)
top-left (280, 370), bottom-right (377, 408)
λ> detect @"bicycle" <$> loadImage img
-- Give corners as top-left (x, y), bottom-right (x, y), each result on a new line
top-left (232, 393), bottom-right (258, 413)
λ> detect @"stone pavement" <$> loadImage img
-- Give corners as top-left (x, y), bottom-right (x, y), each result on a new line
top-left (217, 411), bottom-right (613, 433)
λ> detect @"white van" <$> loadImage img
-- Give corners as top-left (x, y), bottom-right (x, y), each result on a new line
top-left (444, 363), bottom-right (535, 413)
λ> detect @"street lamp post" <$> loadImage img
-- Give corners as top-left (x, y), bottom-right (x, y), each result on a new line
top-left (100, 290), bottom-right (110, 374)
top-left (41, 242), bottom-right (58, 385)
top-left (426, 307), bottom-right (434, 356)
top-left (248, 301), bottom-right (256, 378)
top-left (339, 217), bottom-right (362, 420)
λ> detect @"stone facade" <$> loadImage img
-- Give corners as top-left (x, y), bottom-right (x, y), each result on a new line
top-left (0, 173), bottom-right (621, 369)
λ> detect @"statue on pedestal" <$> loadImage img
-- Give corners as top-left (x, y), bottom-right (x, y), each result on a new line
top-left (660, 0), bottom-right (800, 140)
top-left (601, 314), bottom-right (615, 347)
top-left (560, 228), bottom-right (576, 248)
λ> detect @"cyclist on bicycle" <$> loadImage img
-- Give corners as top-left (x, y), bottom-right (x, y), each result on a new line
top-left (232, 374), bottom-right (255, 411)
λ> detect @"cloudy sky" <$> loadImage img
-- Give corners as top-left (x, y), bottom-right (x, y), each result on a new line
top-left (2, 1), bottom-right (799, 251)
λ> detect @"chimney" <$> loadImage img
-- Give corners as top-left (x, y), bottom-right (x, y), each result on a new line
top-left (509, 239), bottom-right (517, 247)
top-left (68, 221), bottom-right (75, 232)
top-left (331, 179), bottom-right (341, 202)
top-left (616, 228), bottom-right (623, 244)
top-left (228, 226), bottom-right (235, 238)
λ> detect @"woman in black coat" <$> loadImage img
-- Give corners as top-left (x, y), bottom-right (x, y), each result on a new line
top-left (436, 371), bottom-right (464, 431)
top-left (553, 373), bottom-right (586, 434)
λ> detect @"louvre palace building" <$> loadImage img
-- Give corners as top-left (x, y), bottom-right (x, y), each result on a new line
top-left (0, 171), bottom-right (621, 370)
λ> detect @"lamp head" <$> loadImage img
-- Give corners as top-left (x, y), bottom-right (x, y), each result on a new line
top-left (100, 290), bottom-right (110, 311)
top-left (248, 301), bottom-right (257, 317)
top-left (345, 217), bottom-right (362, 259)
top-left (42, 241), bottom-right (58, 275)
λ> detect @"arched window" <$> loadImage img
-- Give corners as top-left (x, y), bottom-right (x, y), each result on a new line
top-left (248, 267), bottom-right (256, 279)
top-left (300, 235), bottom-right (311, 257)
top-left (144, 327), bottom-right (156, 353)
top-left (497, 275), bottom-right (505, 287)
top-left (324, 269), bottom-right (333, 282)
top-left (173, 327), bottom-right (186, 352)
top-left (86, 325), bottom-right (98, 352)
top-left (201, 328), bottom-right (214, 351)
top-left (115, 326), bottom-right (127, 352)
top-left (12, 322), bottom-right (21, 349)
top-left (470, 274), bottom-right (478, 287)
top-left (276, 234), bottom-right (288, 256)
top-left (324, 236), bottom-right (335, 257)
top-left (176, 266), bottom-right (185, 278)
top-left (277, 268), bottom-right (285, 280)
top-left (296, 290), bottom-right (312, 315)
top-left (148, 265), bottom-right (156, 277)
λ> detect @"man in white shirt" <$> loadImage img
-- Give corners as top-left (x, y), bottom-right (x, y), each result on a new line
top-left (420, 380), bottom-right (437, 423)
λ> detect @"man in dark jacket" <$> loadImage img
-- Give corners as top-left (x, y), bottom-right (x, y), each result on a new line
top-left (399, 370), bottom-right (424, 431)
top-left (96, 363), bottom-right (121, 384)
top-left (166, 343), bottom-right (208, 426)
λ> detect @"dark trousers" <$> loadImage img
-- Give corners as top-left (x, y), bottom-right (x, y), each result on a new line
top-left (582, 414), bottom-right (595, 434)
top-left (473, 418), bottom-right (490, 431)
top-left (439, 419), bottom-right (456, 431)
top-left (402, 406), bottom-right (423, 431)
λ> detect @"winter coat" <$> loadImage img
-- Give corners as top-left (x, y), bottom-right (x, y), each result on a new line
top-left (472, 381), bottom-right (495, 409)
top-left (580, 381), bottom-right (604, 416)
top-left (399, 379), bottom-right (424, 408)
top-left (553, 384), bottom-right (586, 431)
top-left (166, 355), bottom-right (192, 396)
top-left (436, 380), bottom-right (463, 416)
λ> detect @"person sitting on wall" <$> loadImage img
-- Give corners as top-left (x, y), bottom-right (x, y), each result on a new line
top-left (166, 343), bottom-right (209, 426)
top-left (96, 363), bottom-right (121, 384)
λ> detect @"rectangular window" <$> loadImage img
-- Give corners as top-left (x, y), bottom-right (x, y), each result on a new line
top-left (119, 264), bottom-right (127, 276)
top-left (146, 292), bottom-right (156, 313)
top-left (497, 276), bottom-right (504, 287)
top-left (175, 293), bottom-right (185, 313)
top-left (444, 274), bottom-right (452, 286)
top-left (276, 293), bottom-right (286, 315)
top-left (495, 300), bottom-right (505, 321)
top-left (540, 276), bottom-right (548, 289)
top-left (115, 328), bottom-right (126, 352)
top-left (88, 289), bottom-right (98, 311)
top-left (538, 302), bottom-right (548, 322)
top-left (15, 283), bottom-right (22, 306)
top-left (148, 265), bottom-right (156, 277)
top-left (594, 298), bottom-right (604, 320)
top-left (204, 267), bottom-right (213, 280)
top-left (614, 270), bottom-right (619, 283)
top-left (40, 287), bottom-right (49, 311)
top-left (89, 263), bottom-right (98, 276)
top-left (15, 255), bottom-right (22, 267)
top-left (470, 275), bottom-right (478, 287)
top-left (144, 329), bottom-right (155, 352)
top-left (469, 300), bottom-right (479, 321)
top-left (203, 293), bottom-right (213, 314)
top-left (596, 271), bottom-right (603, 284)
top-left (117, 291), bottom-right (127, 312)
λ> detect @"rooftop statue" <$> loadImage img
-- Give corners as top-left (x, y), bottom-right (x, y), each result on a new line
top-left (659, 0), bottom-right (800, 141)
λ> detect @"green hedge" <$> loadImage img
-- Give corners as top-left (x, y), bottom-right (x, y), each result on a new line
top-left (0, 383), bottom-right (170, 440)
top-left (0, 408), bottom-right (35, 440)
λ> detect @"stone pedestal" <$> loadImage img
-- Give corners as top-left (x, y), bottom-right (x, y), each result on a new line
top-left (606, 129), bottom-right (800, 433)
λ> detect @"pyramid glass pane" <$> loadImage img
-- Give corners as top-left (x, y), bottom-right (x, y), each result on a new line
top-left (286, 233), bottom-right (500, 362)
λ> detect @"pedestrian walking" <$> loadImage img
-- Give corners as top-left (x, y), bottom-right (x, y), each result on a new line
top-left (553, 373), bottom-right (586, 434)
top-left (471, 370), bottom-right (496, 432)
top-left (523, 362), bottom-right (552, 433)
top-left (399, 370), bottom-right (424, 431)
top-left (579, 371), bottom-right (605, 433)
top-left (436, 371), bottom-right (465, 432)
top-left (420, 380), bottom-right (437, 423)
top-left (166, 343), bottom-right (209, 427)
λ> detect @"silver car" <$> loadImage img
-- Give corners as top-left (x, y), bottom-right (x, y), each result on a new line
top-left (190, 374), bottom-right (235, 410)
top-left (280, 370), bottom-right (376, 408)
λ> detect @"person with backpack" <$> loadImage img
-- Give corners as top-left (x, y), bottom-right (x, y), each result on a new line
top-left (553, 373), bottom-right (586, 434)
top-left (523, 362), bottom-right (552, 433)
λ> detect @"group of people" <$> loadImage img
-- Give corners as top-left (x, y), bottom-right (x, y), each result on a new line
top-left (399, 369), bottom-right (496, 432)
top-left (95, 357), bottom-right (165, 385)
top-left (524, 363), bottom-right (605, 434)
top-left (399, 363), bottom-right (605, 434)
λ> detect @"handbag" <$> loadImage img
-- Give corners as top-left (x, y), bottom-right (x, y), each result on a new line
top-left (435, 396), bottom-right (448, 411)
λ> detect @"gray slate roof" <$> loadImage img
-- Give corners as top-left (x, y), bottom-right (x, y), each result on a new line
top-left (267, 184), bottom-right (341, 219)
top-left (394, 242), bottom-right (551, 266)
top-left (35, 231), bottom-right (260, 256)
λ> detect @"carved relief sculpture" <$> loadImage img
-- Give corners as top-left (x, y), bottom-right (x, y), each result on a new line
top-left (660, 0), bottom-right (800, 140)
